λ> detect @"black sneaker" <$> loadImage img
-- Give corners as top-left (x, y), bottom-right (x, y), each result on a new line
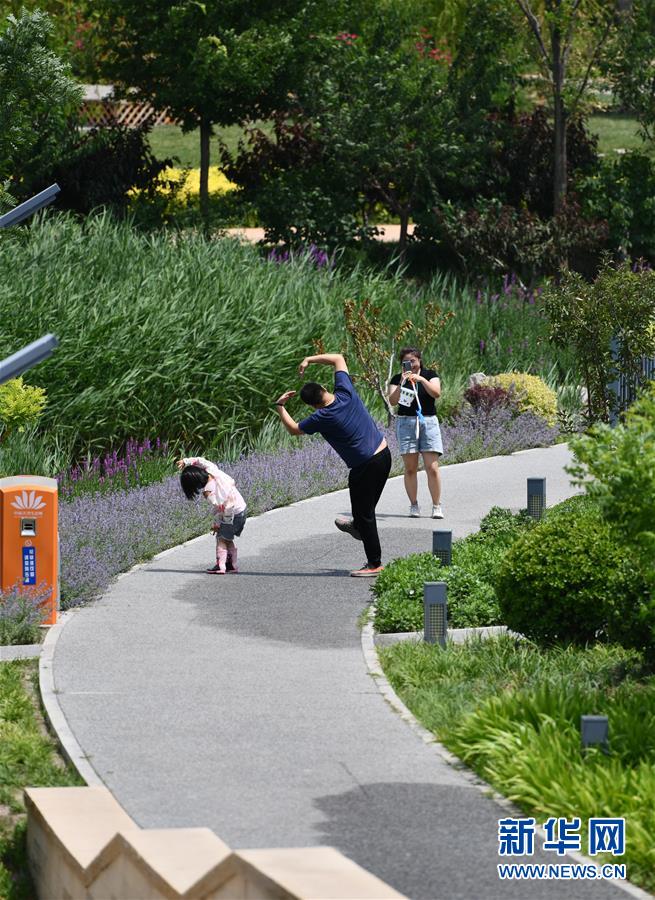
top-left (335, 515), bottom-right (362, 541)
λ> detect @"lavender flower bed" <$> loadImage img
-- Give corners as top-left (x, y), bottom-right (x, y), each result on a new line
top-left (0, 585), bottom-right (49, 645)
top-left (439, 407), bottom-right (559, 464)
top-left (59, 409), bottom-right (558, 608)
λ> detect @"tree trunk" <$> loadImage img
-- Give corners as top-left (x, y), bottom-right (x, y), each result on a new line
top-left (398, 210), bottom-right (410, 259)
top-left (551, 25), bottom-right (567, 215)
top-left (199, 117), bottom-right (211, 230)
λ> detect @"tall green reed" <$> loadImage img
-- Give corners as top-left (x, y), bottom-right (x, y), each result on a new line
top-left (0, 214), bottom-right (570, 452)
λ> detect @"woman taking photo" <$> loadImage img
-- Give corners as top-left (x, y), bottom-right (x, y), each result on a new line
top-left (388, 347), bottom-right (444, 518)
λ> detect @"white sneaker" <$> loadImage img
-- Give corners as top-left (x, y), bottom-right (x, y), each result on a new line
top-left (409, 503), bottom-right (421, 518)
top-left (432, 504), bottom-right (444, 519)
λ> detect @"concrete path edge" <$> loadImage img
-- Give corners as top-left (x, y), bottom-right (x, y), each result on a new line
top-left (359, 610), bottom-right (654, 900)
top-left (39, 609), bottom-right (104, 787)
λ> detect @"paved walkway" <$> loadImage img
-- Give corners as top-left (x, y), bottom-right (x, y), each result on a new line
top-left (51, 445), bottom-right (634, 899)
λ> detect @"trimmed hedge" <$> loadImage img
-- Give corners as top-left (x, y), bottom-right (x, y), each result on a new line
top-left (496, 496), bottom-right (654, 650)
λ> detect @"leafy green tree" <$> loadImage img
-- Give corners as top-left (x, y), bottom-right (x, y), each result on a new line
top-left (223, 23), bottom-right (463, 252)
top-left (94, 0), bottom-right (315, 222)
top-left (0, 9), bottom-right (81, 188)
top-left (513, 0), bottom-right (619, 214)
top-left (307, 35), bottom-right (454, 251)
top-left (610, 0), bottom-right (655, 143)
top-left (541, 260), bottom-right (655, 421)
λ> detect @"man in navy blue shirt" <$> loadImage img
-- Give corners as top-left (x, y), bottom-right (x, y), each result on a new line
top-left (275, 353), bottom-right (391, 577)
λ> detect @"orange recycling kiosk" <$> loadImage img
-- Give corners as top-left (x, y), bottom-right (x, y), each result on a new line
top-left (0, 476), bottom-right (59, 626)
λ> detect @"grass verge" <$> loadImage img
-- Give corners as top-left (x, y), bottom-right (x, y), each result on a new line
top-left (0, 660), bottom-right (82, 898)
top-left (588, 113), bottom-right (652, 156)
top-left (379, 636), bottom-right (655, 892)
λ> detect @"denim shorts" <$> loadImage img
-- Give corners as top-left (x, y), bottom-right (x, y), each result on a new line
top-left (396, 415), bottom-right (443, 455)
top-left (215, 509), bottom-right (247, 542)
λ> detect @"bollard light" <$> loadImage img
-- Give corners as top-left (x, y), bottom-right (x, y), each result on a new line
top-left (0, 334), bottom-right (59, 386)
top-left (581, 715), bottom-right (609, 754)
top-left (527, 477), bottom-right (546, 520)
top-left (432, 530), bottom-right (452, 566)
top-left (0, 184), bottom-right (60, 229)
top-left (424, 581), bottom-right (447, 647)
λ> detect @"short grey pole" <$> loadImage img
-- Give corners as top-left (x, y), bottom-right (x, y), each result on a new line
top-left (424, 582), bottom-right (447, 647)
top-left (432, 530), bottom-right (452, 566)
top-left (581, 715), bottom-right (609, 754)
top-left (527, 478), bottom-right (546, 520)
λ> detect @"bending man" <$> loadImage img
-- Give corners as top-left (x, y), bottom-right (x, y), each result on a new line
top-left (275, 353), bottom-right (391, 577)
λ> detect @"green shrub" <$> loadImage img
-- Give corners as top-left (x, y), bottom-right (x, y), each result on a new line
top-left (477, 504), bottom-right (534, 541)
top-left (496, 496), bottom-right (653, 649)
top-left (580, 151), bottom-right (655, 263)
top-left (488, 372), bottom-right (557, 424)
top-left (571, 382), bottom-right (655, 593)
top-left (441, 566), bottom-right (500, 627)
top-left (373, 508), bottom-right (532, 633)
top-left (373, 552), bottom-right (443, 633)
top-left (0, 378), bottom-right (46, 440)
top-left (541, 261), bottom-right (655, 422)
top-left (47, 120), bottom-right (174, 217)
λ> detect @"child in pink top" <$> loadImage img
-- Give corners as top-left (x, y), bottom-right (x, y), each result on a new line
top-left (177, 457), bottom-right (247, 574)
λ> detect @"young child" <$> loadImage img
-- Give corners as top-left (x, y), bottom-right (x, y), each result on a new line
top-left (177, 457), bottom-right (247, 574)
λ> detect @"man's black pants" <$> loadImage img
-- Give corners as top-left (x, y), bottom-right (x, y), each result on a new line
top-left (349, 446), bottom-right (392, 567)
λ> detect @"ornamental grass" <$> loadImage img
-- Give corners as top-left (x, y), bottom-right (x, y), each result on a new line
top-left (380, 638), bottom-right (655, 892)
top-left (0, 214), bottom-right (564, 452)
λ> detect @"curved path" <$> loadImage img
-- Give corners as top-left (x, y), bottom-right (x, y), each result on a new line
top-left (50, 445), bottom-right (635, 900)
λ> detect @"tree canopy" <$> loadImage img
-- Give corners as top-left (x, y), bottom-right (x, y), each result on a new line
top-left (0, 9), bottom-right (81, 187)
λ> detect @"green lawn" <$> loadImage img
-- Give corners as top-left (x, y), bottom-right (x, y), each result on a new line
top-left (587, 114), bottom-right (650, 156)
top-left (150, 115), bottom-right (649, 169)
top-left (148, 122), bottom-right (270, 168)
top-left (0, 660), bottom-right (82, 898)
